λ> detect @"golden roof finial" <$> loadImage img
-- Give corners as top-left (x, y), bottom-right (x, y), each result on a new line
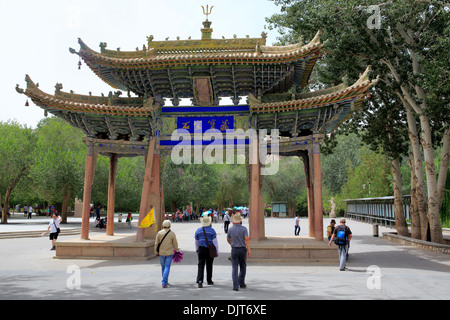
top-left (201, 5), bottom-right (214, 21)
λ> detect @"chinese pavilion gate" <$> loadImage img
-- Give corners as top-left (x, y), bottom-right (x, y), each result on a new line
top-left (17, 15), bottom-right (376, 252)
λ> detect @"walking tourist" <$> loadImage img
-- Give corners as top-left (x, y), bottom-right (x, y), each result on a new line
top-left (227, 212), bottom-right (251, 291)
top-left (327, 219), bottom-right (336, 241)
top-left (95, 205), bottom-right (101, 219)
top-left (126, 212), bottom-right (132, 228)
top-left (294, 214), bottom-right (301, 236)
top-left (47, 213), bottom-right (61, 251)
top-left (155, 220), bottom-right (179, 288)
top-left (223, 211), bottom-right (231, 233)
top-left (195, 214), bottom-right (218, 288)
top-left (328, 218), bottom-right (352, 271)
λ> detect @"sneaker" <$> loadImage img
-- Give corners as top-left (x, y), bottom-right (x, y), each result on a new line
top-left (207, 281), bottom-right (214, 285)
top-left (50, 246), bottom-right (56, 251)
top-left (198, 283), bottom-right (203, 288)
top-left (240, 284), bottom-right (246, 289)
top-left (162, 284), bottom-right (169, 288)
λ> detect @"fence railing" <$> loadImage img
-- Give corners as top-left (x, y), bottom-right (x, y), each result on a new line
top-left (342, 196), bottom-right (411, 228)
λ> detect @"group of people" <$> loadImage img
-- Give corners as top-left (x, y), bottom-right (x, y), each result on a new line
top-left (154, 211), bottom-right (251, 291)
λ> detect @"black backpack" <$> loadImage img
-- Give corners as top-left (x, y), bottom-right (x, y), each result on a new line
top-left (335, 226), bottom-right (348, 246)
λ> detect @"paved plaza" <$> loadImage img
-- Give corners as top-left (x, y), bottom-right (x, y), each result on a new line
top-left (0, 215), bottom-right (449, 301)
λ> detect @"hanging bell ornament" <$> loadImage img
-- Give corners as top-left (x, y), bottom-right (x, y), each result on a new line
top-left (78, 60), bottom-right (82, 70)
top-left (25, 100), bottom-right (29, 107)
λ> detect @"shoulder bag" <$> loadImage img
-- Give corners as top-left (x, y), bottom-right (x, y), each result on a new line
top-left (202, 227), bottom-right (218, 258)
top-left (156, 230), bottom-right (171, 254)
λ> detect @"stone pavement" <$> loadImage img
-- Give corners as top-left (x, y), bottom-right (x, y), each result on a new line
top-left (0, 215), bottom-right (449, 301)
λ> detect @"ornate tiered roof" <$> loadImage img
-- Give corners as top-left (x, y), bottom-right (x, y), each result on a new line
top-left (70, 23), bottom-right (322, 102)
top-left (16, 16), bottom-right (376, 143)
top-left (251, 66), bottom-right (378, 136)
top-left (16, 75), bottom-right (154, 140)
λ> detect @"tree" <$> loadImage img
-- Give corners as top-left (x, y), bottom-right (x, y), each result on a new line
top-left (0, 120), bottom-right (36, 223)
top-left (267, 0), bottom-right (449, 243)
top-left (263, 157), bottom-right (305, 217)
top-left (214, 163), bottom-right (249, 210)
top-left (321, 133), bottom-right (362, 195)
top-left (31, 117), bottom-right (85, 223)
top-left (341, 146), bottom-right (392, 200)
top-left (163, 159), bottom-right (190, 212)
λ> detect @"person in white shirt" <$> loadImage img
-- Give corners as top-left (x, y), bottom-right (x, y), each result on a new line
top-left (47, 213), bottom-right (61, 251)
top-left (223, 211), bottom-right (231, 234)
top-left (294, 214), bottom-right (301, 236)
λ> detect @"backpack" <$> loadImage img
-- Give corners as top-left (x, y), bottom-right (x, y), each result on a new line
top-left (335, 226), bottom-right (348, 246)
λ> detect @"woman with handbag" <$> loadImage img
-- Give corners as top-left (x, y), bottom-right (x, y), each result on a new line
top-left (155, 220), bottom-right (179, 288)
top-left (194, 214), bottom-right (219, 288)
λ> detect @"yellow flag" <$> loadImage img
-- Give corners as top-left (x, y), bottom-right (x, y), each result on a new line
top-left (139, 207), bottom-right (155, 228)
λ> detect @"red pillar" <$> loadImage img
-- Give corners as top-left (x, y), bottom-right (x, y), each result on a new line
top-left (249, 135), bottom-right (265, 242)
top-left (106, 153), bottom-right (118, 236)
top-left (136, 139), bottom-right (162, 241)
top-left (81, 142), bottom-right (97, 240)
top-left (302, 151), bottom-right (315, 238)
top-left (313, 139), bottom-right (323, 241)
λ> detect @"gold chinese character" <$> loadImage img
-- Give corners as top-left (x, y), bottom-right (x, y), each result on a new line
top-left (208, 119), bottom-right (216, 129)
top-left (220, 119), bottom-right (229, 131)
top-left (182, 121), bottom-right (190, 130)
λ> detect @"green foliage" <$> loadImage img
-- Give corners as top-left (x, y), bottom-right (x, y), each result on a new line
top-left (214, 163), bottom-right (249, 209)
top-left (263, 157), bottom-right (305, 216)
top-left (321, 133), bottom-right (362, 195)
top-left (0, 120), bottom-right (36, 221)
top-left (341, 146), bottom-right (392, 200)
top-left (31, 117), bottom-right (85, 204)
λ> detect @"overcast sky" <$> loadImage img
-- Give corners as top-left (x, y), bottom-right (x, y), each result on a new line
top-left (0, 0), bottom-right (282, 128)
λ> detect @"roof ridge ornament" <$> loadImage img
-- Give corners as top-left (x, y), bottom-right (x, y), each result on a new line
top-left (201, 5), bottom-right (214, 21)
top-left (201, 5), bottom-right (214, 40)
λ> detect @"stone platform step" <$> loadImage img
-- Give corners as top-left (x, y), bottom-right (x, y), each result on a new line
top-left (54, 232), bottom-right (155, 260)
top-left (0, 227), bottom-right (82, 239)
top-left (249, 236), bottom-right (338, 263)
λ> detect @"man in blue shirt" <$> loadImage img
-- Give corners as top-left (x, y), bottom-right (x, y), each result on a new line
top-left (195, 214), bottom-right (219, 288)
top-left (227, 212), bottom-right (251, 291)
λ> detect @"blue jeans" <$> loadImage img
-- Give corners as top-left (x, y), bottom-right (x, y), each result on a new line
top-left (159, 255), bottom-right (173, 286)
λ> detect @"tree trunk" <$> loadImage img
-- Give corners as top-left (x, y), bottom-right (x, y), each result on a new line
top-left (2, 188), bottom-right (12, 224)
top-left (408, 152), bottom-right (421, 239)
top-left (61, 189), bottom-right (73, 224)
top-left (391, 157), bottom-right (409, 236)
top-left (419, 113), bottom-right (443, 244)
top-left (1, 171), bottom-right (26, 224)
top-left (287, 199), bottom-right (296, 218)
top-left (402, 98), bottom-right (429, 240)
top-left (170, 200), bottom-right (176, 213)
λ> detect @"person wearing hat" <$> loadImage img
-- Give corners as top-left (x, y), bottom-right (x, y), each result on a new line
top-left (194, 214), bottom-right (218, 288)
top-left (328, 218), bottom-right (352, 271)
top-left (223, 211), bottom-right (231, 233)
top-left (155, 220), bottom-right (179, 288)
top-left (227, 212), bottom-right (251, 291)
top-left (327, 219), bottom-right (336, 241)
